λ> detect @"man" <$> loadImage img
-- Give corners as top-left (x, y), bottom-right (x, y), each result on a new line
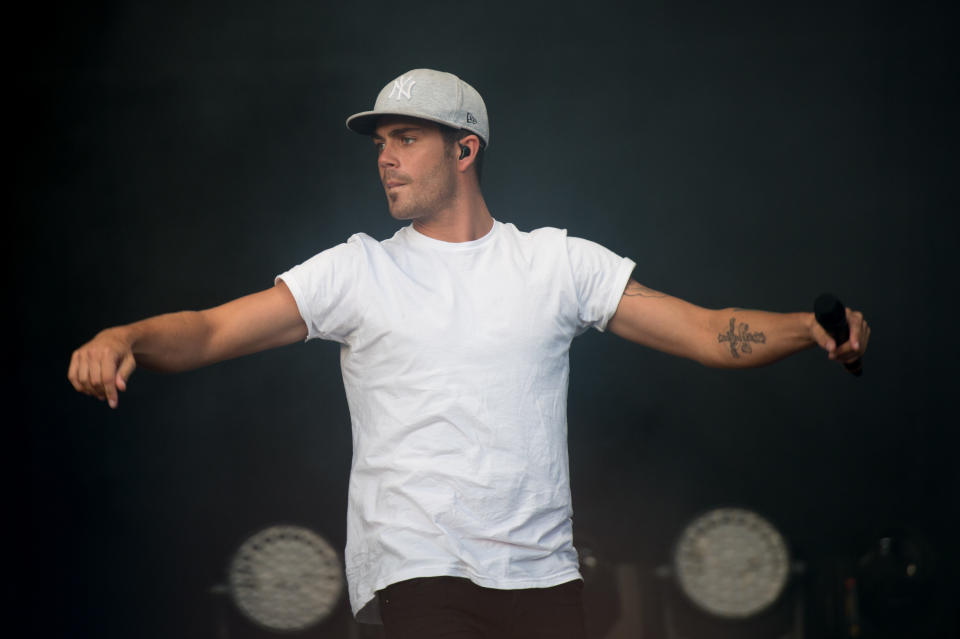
top-left (68, 69), bottom-right (869, 638)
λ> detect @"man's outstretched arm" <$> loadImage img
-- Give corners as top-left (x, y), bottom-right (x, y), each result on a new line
top-left (607, 280), bottom-right (869, 369)
top-left (68, 281), bottom-right (307, 408)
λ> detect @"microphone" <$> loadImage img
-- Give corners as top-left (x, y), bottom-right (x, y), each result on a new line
top-left (814, 293), bottom-right (863, 376)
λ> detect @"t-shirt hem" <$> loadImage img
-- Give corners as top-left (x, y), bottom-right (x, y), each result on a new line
top-left (353, 565), bottom-right (584, 624)
top-left (596, 257), bottom-right (637, 332)
top-left (274, 273), bottom-right (316, 341)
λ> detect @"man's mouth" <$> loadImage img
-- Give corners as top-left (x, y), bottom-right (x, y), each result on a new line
top-left (383, 172), bottom-right (410, 190)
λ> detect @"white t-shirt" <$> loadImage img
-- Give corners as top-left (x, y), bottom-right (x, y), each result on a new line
top-left (277, 220), bottom-right (635, 622)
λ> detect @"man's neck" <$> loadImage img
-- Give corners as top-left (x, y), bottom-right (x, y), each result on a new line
top-left (411, 191), bottom-right (493, 243)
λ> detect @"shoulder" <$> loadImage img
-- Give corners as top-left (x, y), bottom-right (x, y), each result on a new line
top-left (498, 223), bottom-right (569, 249)
top-left (488, 224), bottom-right (570, 268)
top-left (500, 223), bottom-right (567, 240)
top-left (496, 222), bottom-right (624, 259)
top-left (323, 231), bottom-right (388, 259)
top-left (314, 233), bottom-right (368, 259)
top-left (346, 231), bottom-right (383, 252)
top-left (283, 232), bottom-right (379, 277)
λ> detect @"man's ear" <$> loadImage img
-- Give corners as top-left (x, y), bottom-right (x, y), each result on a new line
top-left (457, 134), bottom-right (481, 171)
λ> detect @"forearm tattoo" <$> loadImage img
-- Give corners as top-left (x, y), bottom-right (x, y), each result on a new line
top-left (623, 282), bottom-right (666, 298)
top-left (718, 317), bottom-right (766, 358)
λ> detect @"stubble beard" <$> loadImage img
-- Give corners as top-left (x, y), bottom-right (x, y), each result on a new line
top-left (386, 156), bottom-right (458, 221)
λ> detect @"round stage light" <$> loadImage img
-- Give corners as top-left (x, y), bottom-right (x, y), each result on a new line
top-left (673, 507), bottom-right (790, 619)
top-left (227, 524), bottom-right (344, 631)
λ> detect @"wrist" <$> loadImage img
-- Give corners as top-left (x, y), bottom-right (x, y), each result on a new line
top-left (803, 311), bottom-right (819, 346)
top-left (101, 324), bottom-right (137, 351)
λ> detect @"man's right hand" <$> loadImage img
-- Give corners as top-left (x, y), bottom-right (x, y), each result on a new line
top-left (68, 328), bottom-right (137, 409)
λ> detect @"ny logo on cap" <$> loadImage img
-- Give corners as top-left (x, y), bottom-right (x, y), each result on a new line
top-left (388, 75), bottom-right (416, 100)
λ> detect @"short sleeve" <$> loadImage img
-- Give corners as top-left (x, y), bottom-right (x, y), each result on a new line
top-left (275, 236), bottom-right (367, 343)
top-left (566, 236), bottom-right (636, 332)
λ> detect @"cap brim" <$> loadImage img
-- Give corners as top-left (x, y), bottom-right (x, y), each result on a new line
top-left (344, 111), bottom-right (383, 136)
top-left (345, 110), bottom-right (487, 146)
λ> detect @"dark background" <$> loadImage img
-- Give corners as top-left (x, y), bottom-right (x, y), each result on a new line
top-left (20, 1), bottom-right (957, 637)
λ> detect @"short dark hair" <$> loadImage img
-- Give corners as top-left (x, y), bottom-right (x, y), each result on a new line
top-left (440, 125), bottom-right (485, 184)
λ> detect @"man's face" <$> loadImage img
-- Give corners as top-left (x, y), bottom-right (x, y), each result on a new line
top-left (372, 116), bottom-right (457, 221)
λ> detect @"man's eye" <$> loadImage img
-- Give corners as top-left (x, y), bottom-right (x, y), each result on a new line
top-left (402, 137), bottom-right (415, 144)
top-left (374, 142), bottom-right (385, 152)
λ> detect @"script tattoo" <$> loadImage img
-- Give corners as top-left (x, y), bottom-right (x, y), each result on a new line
top-left (623, 281), bottom-right (667, 298)
top-left (718, 317), bottom-right (766, 358)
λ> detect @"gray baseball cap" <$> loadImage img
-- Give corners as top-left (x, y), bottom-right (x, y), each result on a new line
top-left (346, 69), bottom-right (490, 148)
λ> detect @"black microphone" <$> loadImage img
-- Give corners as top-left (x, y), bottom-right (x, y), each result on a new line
top-left (814, 293), bottom-right (862, 376)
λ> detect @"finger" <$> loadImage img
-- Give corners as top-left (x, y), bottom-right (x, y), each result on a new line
top-left (116, 353), bottom-right (136, 394)
top-left (68, 351), bottom-right (81, 392)
top-left (846, 309), bottom-right (864, 350)
top-left (90, 355), bottom-right (105, 400)
top-left (822, 335), bottom-right (837, 359)
top-left (834, 324), bottom-right (869, 363)
top-left (76, 350), bottom-right (92, 396)
top-left (823, 339), bottom-right (837, 360)
top-left (851, 314), bottom-right (869, 356)
top-left (835, 346), bottom-right (861, 364)
top-left (102, 355), bottom-right (119, 409)
top-left (861, 320), bottom-right (870, 349)
top-left (809, 320), bottom-right (836, 355)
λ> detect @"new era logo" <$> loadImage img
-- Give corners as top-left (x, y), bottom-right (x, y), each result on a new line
top-left (388, 75), bottom-right (416, 100)
top-left (466, 112), bottom-right (478, 124)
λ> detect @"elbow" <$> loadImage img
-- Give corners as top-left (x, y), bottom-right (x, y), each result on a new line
top-left (696, 352), bottom-right (733, 369)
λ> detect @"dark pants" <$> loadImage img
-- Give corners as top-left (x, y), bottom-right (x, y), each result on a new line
top-left (377, 576), bottom-right (587, 639)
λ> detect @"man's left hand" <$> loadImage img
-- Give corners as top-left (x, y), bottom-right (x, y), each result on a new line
top-left (810, 307), bottom-right (870, 367)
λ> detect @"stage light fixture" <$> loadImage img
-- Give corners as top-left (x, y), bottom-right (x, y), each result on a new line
top-left (226, 524), bottom-right (344, 632)
top-left (672, 506), bottom-right (791, 619)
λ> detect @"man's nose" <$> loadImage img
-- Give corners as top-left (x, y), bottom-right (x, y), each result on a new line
top-left (378, 143), bottom-right (398, 169)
